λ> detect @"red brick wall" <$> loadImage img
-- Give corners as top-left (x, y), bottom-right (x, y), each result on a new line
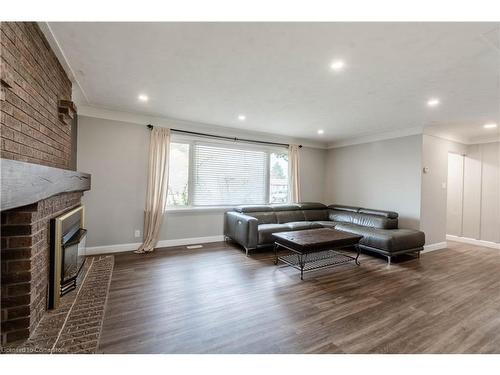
top-left (1, 192), bottom-right (83, 344)
top-left (1, 22), bottom-right (81, 346)
top-left (0, 22), bottom-right (73, 170)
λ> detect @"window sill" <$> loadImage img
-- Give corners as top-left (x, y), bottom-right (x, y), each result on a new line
top-left (165, 206), bottom-right (235, 214)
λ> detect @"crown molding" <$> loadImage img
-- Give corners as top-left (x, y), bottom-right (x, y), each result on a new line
top-left (468, 135), bottom-right (500, 145)
top-left (327, 125), bottom-right (499, 150)
top-left (423, 127), bottom-right (500, 145)
top-left (78, 105), bottom-right (329, 149)
top-left (422, 128), bottom-right (470, 145)
top-left (327, 126), bottom-right (424, 149)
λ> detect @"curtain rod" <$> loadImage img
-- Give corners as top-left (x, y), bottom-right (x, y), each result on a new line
top-left (146, 124), bottom-right (302, 148)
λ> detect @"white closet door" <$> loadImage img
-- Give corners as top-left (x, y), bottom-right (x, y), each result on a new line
top-left (462, 145), bottom-right (482, 239)
top-left (480, 143), bottom-right (500, 243)
top-left (446, 152), bottom-right (464, 236)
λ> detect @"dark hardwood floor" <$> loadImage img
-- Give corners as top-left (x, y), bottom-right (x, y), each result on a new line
top-left (97, 241), bottom-right (500, 354)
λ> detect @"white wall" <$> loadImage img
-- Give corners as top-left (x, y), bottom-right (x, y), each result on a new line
top-left (299, 147), bottom-right (327, 202)
top-left (77, 115), bottom-right (327, 248)
top-left (77, 116), bottom-right (148, 247)
top-left (446, 142), bottom-right (500, 243)
top-left (324, 135), bottom-right (423, 230)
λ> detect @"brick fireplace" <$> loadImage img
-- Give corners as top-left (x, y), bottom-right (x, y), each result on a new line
top-left (1, 192), bottom-right (83, 343)
top-left (1, 22), bottom-right (90, 345)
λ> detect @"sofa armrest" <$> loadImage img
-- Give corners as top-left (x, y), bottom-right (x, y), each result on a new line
top-left (224, 211), bottom-right (258, 250)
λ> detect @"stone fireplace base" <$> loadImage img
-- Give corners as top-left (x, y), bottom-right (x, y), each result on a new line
top-left (1, 192), bottom-right (82, 345)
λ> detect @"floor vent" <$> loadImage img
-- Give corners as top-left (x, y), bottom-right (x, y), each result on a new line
top-left (186, 244), bottom-right (203, 249)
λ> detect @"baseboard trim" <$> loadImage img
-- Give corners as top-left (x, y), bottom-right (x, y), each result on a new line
top-left (85, 242), bottom-right (142, 255)
top-left (85, 235), bottom-right (225, 255)
top-left (446, 235), bottom-right (500, 250)
top-left (422, 242), bottom-right (448, 253)
top-left (157, 235), bottom-right (225, 249)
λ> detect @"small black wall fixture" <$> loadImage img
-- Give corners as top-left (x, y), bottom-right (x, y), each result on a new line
top-left (146, 124), bottom-right (302, 149)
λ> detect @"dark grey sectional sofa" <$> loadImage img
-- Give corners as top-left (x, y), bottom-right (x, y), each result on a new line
top-left (223, 202), bottom-right (425, 264)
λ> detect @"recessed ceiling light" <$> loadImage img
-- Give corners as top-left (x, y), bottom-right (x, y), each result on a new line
top-left (427, 98), bottom-right (440, 107)
top-left (317, 129), bottom-right (325, 135)
top-left (138, 94), bottom-right (148, 102)
top-left (330, 60), bottom-right (345, 71)
top-left (238, 114), bottom-right (246, 121)
top-left (483, 123), bottom-right (498, 129)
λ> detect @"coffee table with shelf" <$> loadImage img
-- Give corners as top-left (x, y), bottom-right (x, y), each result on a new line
top-left (273, 228), bottom-right (363, 280)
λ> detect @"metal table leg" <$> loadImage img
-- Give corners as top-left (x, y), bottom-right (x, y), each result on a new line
top-left (274, 243), bottom-right (279, 265)
top-left (300, 253), bottom-right (304, 280)
top-left (354, 244), bottom-right (361, 265)
top-left (299, 253), bottom-right (308, 280)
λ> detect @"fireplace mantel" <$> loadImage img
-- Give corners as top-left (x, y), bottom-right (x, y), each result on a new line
top-left (1, 158), bottom-right (91, 211)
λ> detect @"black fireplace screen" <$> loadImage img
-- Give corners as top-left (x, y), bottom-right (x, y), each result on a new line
top-left (61, 228), bottom-right (87, 295)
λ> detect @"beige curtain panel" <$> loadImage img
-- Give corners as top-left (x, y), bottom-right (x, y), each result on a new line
top-left (288, 144), bottom-right (301, 203)
top-left (135, 127), bottom-right (171, 254)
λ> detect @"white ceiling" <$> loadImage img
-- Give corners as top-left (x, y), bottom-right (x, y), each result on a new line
top-left (46, 22), bottom-right (500, 144)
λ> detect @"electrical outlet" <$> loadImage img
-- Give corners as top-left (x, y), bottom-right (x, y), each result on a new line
top-left (134, 230), bottom-right (141, 238)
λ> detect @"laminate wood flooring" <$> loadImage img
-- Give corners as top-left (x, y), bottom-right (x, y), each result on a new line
top-left (97, 241), bottom-right (500, 353)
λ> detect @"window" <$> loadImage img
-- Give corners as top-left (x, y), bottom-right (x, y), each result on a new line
top-left (192, 144), bottom-right (268, 205)
top-left (269, 152), bottom-right (289, 204)
top-left (167, 143), bottom-right (190, 206)
top-left (167, 138), bottom-right (288, 207)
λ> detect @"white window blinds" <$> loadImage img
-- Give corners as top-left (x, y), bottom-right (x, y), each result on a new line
top-left (192, 143), bottom-right (268, 206)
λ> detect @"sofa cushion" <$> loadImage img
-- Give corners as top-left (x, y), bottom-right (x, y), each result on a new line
top-left (275, 210), bottom-right (306, 224)
top-left (249, 211), bottom-right (277, 224)
top-left (311, 220), bottom-right (337, 228)
top-left (328, 210), bottom-right (398, 229)
top-left (234, 205), bottom-right (274, 213)
top-left (257, 223), bottom-right (291, 244)
top-left (328, 204), bottom-right (361, 213)
top-left (351, 213), bottom-right (398, 229)
top-left (328, 209), bottom-right (357, 223)
top-left (271, 204), bottom-right (302, 211)
top-left (335, 223), bottom-right (425, 252)
top-left (298, 202), bottom-right (328, 210)
top-left (285, 221), bottom-right (316, 231)
top-left (358, 208), bottom-right (398, 219)
top-left (303, 209), bottom-right (329, 221)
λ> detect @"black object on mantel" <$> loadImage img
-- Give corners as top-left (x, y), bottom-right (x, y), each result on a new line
top-left (0, 159), bottom-right (91, 211)
top-left (146, 124), bottom-right (302, 149)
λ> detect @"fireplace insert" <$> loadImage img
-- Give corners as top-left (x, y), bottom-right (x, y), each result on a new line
top-left (60, 226), bottom-right (87, 295)
top-left (49, 205), bottom-right (87, 309)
